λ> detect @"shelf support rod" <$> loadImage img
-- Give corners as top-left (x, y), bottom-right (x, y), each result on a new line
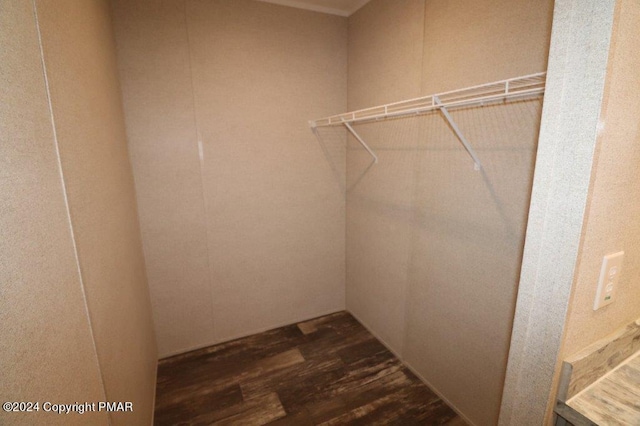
top-left (434, 96), bottom-right (482, 171)
top-left (343, 120), bottom-right (379, 163)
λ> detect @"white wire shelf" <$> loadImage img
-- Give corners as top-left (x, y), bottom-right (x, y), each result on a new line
top-left (309, 72), bottom-right (547, 170)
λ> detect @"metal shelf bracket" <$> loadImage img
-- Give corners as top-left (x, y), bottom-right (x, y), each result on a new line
top-left (434, 96), bottom-right (482, 171)
top-left (343, 120), bottom-right (378, 163)
top-left (310, 120), bottom-right (379, 164)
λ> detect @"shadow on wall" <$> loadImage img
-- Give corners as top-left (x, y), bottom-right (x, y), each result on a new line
top-left (345, 97), bottom-right (543, 423)
top-left (312, 125), bottom-right (350, 193)
top-left (345, 98), bottom-right (542, 243)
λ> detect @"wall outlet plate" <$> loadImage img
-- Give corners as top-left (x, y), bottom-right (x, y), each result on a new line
top-left (593, 251), bottom-right (624, 310)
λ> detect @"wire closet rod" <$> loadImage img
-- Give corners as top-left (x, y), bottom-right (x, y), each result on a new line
top-left (309, 72), bottom-right (547, 170)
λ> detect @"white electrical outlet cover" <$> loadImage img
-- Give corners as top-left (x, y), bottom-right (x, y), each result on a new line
top-left (593, 251), bottom-right (624, 310)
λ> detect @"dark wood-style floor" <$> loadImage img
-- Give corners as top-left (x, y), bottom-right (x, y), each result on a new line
top-left (155, 312), bottom-right (464, 425)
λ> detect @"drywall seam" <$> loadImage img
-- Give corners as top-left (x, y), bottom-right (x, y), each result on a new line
top-left (348, 309), bottom-right (477, 426)
top-left (400, 0), bottom-right (427, 360)
top-left (344, 8), bottom-right (350, 319)
top-left (418, 0), bottom-right (427, 95)
top-left (183, 0), bottom-right (217, 343)
top-left (32, 0), bottom-right (110, 423)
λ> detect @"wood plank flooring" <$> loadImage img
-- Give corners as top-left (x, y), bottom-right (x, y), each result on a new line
top-left (155, 312), bottom-right (463, 425)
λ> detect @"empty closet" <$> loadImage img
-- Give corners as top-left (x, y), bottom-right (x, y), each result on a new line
top-left (110, 0), bottom-right (552, 424)
top-left (5, 0), bottom-right (637, 425)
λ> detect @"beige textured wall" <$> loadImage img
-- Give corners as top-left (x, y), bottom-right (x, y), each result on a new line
top-left (346, 0), bottom-right (425, 356)
top-left (110, 0), bottom-right (215, 357)
top-left (112, 0), bottom-right (347, 357)
top-left (420, 0), bottom-right (553, 94)
top-left (34, 0), bottom-right (157, 423)
top-left (561, 0), bottom-right (640, 375)
top-left (1, 0), bottom-right (156, 424)
top-left (0, 1), bottom-right (108, 424)
top-left (346, 1), bottom-right (553, 425)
